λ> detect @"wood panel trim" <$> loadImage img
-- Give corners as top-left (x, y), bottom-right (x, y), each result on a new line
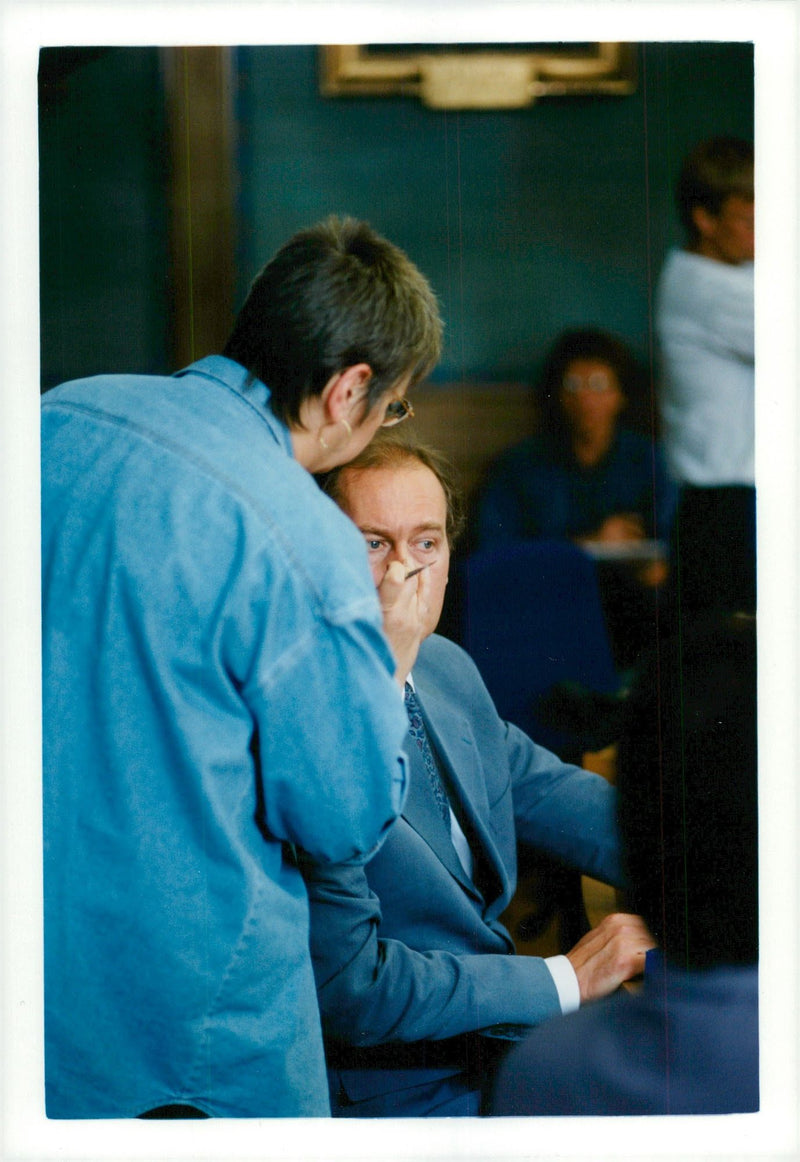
top-left (161, 47), bottom-right (237, 368)
top-left (409, 382), bottom-right (539, 502)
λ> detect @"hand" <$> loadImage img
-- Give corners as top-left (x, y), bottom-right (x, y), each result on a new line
top-left (637, 557), bottom-right (669, 588)
top-left (591, 513), bottom-right (646, 543)
top-left (565, 913), bottom-right (655, 1004)
top-left (378, 560), bottom-right (430, 686)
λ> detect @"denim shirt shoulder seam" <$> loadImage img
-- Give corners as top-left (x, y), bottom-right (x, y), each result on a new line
top-left (42, 398), bottom-right (357, 617)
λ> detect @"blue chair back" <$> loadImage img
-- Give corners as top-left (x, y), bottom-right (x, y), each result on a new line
top-left (459, 540), bottom-right (619, 754)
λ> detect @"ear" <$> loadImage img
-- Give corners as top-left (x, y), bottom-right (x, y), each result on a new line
top-left (691, 205), bottom-right (716, 241)
top-left (321, 364), bottom-right (373, 424)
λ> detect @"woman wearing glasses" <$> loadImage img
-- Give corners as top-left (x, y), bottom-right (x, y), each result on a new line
top-left (41, 216), bottom-right (440, 1120)
top-left (477, 327), bottom-right (676, 670)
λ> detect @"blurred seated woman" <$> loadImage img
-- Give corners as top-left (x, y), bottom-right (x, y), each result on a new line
top-left (476, 328), bottom-right (677, 670)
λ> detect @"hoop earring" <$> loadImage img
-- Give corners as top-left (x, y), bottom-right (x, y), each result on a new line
top-left (319, 419), bottom-right (350, 452)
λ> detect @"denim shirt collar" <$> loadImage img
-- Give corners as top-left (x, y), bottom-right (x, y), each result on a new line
top-left (174, 354), bottom-right (295, 460)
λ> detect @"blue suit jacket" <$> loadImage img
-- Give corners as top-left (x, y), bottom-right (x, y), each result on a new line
top-left (303, 633), bottom-right (622, 1115)
top-left (489, 958), bottom-right (759, 1115)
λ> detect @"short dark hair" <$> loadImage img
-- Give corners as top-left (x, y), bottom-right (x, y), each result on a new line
top-left (617, 612), bottom-right (758, 970)
top-left (536, 327), bottom-right (644, 444)
top-left (320, 432), bottom-right (465, 549)
top-left (224, 216), bottom-right (442, 427)
top-left (676, 137), bottom-right (754, 245)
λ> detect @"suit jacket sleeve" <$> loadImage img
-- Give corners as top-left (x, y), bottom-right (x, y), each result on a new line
top-left (505, 720), bottom-right (624, 888)
top-left (300, 633), bottom-right (622, 1049)
top-left (301, 855), bottom-right (563, 1046)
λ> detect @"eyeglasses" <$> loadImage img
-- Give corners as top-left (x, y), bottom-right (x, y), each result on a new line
top-left (381, 398), bottom-right (415, 428)
top-left (562, 371), bottom-right (615, 394)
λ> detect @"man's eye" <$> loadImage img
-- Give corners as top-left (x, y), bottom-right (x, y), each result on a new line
top-left (418, 539), bottom-right (436, 552)
top-left (365, 539), bottom-right (384, 552)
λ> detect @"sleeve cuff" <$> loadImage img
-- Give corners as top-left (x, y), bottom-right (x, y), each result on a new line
top-left (544, 954), bottom-right (580, 1014)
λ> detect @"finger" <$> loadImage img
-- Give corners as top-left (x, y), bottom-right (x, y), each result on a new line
top-left (384, 560), bottom-right (407, 586)
top-left (379, 560), bottom-right (408, 608)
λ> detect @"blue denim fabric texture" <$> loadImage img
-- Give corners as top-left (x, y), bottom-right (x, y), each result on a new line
top-left (41, 355), bottom-right (408, 1118)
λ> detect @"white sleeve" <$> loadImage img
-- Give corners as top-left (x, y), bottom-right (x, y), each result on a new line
top-left (705, 261), bottom-right (754, 362)
top-left (544, 955), bottom-right (581, 1014)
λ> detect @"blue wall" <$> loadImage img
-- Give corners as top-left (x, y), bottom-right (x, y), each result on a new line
top-left (39, 48), bottom-right (171, 391)
top-left (39, 42), bottom-right (753, 390)
top-left (234, 42), bottom-right (753, 383)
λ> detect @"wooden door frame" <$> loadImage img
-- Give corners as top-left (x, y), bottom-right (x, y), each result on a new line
top-left (161, 47), bottom-right (237, 368)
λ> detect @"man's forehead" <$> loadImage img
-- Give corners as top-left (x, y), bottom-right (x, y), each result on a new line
top-left (357, 516), bottom-right (445, 538)
top-left (344, 461), bottom-right (443, 501)
top-left (339, 462), bottom-right (445, 528)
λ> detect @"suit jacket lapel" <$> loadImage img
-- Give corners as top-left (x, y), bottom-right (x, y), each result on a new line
top-left (408, 677), bottom-right (508, 904)
top-left (401, 740), bottom-right (477, 894)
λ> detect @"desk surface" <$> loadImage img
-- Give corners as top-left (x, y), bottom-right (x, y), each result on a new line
top-left (580, 538), bottom-right (667, 562)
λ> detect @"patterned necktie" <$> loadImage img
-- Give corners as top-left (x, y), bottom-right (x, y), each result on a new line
top-left (404, 682), bottom-right (451, 824)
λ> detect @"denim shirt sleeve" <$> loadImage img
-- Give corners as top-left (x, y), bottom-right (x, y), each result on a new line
top-left (40, 362), bottom-right (410, 1117)
top-left (241, 591), bottom-right (409, 865)
top-left (166, 460), bottom-right (410, 869)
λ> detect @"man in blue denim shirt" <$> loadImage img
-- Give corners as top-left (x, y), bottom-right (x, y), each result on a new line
top-left (41, 217), bottom-right (442, 1117)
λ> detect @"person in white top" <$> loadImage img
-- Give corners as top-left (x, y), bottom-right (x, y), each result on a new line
top-left (655, 136), bottom-right (755, 620)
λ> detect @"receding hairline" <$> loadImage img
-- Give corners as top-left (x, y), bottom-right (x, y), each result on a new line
top-left (321, 435), bottom-right (465, 547)
top-left (335, 457), bottom-right (446, 510)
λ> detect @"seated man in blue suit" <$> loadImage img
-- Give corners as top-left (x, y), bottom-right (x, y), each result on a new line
top-left (302, 434), bottom-right (653, 1117)
top-left (489, 610), bottom-right (758, 1115)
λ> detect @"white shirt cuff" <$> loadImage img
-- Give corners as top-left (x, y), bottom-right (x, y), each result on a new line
top-left (544, 954), bottom-right (581, 1014)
